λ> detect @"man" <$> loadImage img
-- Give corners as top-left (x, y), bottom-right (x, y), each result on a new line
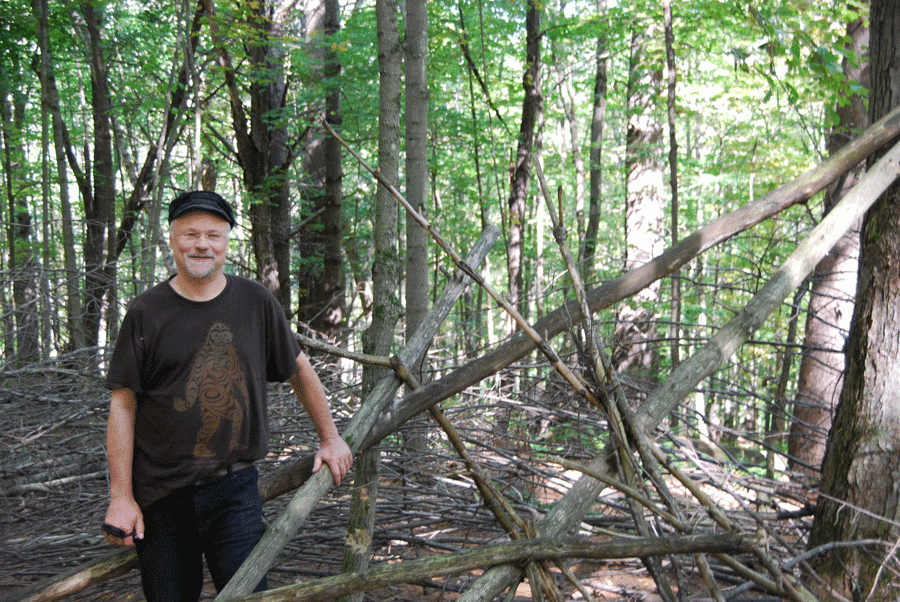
top-left (103, 190), bottom-right (352, 601)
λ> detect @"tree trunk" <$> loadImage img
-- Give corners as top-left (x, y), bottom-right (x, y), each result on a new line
top-left (582, 0), bottom-right (608, 278)
top-left (614, 21), bottom-right (664, 376)
top-left (664, 0), bottom-right (681, 429)
top-left (339, 0), bottom-right (402, 597)
top-left (79, 0), bottom-right (117, 349)
top-left (205, 0), bottom-right (293, 313)
top-left (496, 0), bottom-right (542, 447)
top-left (404, 0), bottom-right (429, 342)
top-left (809, 2), bottom-right (900, 598)
top-left (298, 0), bottom-right (345, 335)
top-left (789, 16), bottom-right (868, 474)
top-left (400, 0), bottom-right (431, 463)
top-left (247, 0), bottom-right (292, 312)
top-left (506, 0), bottom-right (542, 329)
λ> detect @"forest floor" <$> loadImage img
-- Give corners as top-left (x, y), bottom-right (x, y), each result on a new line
top-left (1, 355), bottom-right (823, 601)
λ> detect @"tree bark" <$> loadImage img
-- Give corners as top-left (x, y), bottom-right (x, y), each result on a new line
top-left (809, 2), bottom-right (900, 597)
top-left (404, 0), bottom-right (429, 343)
top-left (789, 16), bottom-right (868, 474)
top-left (79, 0), bottom-right (117, 349)
top-left (582, 0), bottom-right (607, 277)
top-left (336, 0), bottom-right (403, 597)
top-left (204, 0), bottom-right (293, 312)
top-left (506, 0), bottom-right (542, 327)
top-left (399, 0), bottom-right (432, 468)
top-left (248, 534), bottom-right (753, 602)
top-left (496, 0), bottom-right (542, 446)
top-left (615, 20), bottom-right (665, 375)
top-left (664, 0), bottom-right (681, 429)
top-left (297, 0), bottom-right (345, 335)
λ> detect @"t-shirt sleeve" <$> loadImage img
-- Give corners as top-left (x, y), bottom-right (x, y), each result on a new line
top-left (105, 305), bottom-right (144, 393)
top-left (262, 287), bottom-right (302, 383)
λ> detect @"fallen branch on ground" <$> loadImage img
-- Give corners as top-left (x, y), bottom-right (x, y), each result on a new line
top-left (246, 533), bottom-right (756, 602)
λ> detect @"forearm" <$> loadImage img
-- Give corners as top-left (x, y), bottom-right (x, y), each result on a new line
top-left (107, 388), bottom-right (137, 502)
top-left (289, 353), bottom-right (352, 485)
top-left (289, 353), bottom-right (340, 443)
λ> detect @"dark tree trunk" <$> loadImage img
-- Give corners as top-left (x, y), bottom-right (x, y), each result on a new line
top-left (205, 0), bottom-right (293, 313)
top-left (809, 2), bottom-right (900, 598)
top-left (80, 0), bottom-right (117, 349)
top-left (298, 0), bottom-right (345, 336)
top-left (506, 0), bottom-right (542, 325)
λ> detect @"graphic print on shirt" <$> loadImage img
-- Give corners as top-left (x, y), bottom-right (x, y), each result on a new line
top-left (172, 322), bottom-right (249, 458)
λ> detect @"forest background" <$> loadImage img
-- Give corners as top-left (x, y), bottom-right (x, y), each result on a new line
top-left (3, 0), bottom-right (900, 600)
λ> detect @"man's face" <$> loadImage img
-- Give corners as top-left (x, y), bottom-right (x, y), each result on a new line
top-left (168, 211), bottom-right (231, 280)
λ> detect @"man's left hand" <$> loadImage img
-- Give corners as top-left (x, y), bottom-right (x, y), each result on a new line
top-left (313, 436), bottom-right (353, 486)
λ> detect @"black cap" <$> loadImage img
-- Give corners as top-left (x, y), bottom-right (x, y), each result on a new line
top-left (168, 190), bottom-right (236, 228)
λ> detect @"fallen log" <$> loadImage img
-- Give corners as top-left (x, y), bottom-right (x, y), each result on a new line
top-left (245, 533), bottom-right (756, 602)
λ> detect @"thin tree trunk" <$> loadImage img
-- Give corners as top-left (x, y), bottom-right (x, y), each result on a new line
top-left (496, 0), bottom-right (542, 447)
top-left (550, 11), bottom-right (586, 247)
top-left (506, 0), bottom-right (542, 327)
top-left (400, 0), bottom-right (431, 466)
top-left (581, 0), bottom-right (607, 278)
top-left (664, 0), bottom-right (681, 429)
top-left (405, 0), bottom-right (429, 342)
top-left (338, 0), bottom-right (402, 597)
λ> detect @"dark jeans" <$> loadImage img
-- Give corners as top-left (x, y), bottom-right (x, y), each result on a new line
top-left (135, 466), bottom-right (268, 602)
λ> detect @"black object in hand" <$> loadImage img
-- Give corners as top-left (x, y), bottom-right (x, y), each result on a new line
top-left (102, 522), bottom-right (137, 539)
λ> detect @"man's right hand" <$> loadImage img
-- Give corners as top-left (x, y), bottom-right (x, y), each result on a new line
top-left (103, 498), bottom-right (144, 547)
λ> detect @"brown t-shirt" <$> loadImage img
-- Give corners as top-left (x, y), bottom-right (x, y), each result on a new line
top-left (106, 275), bottom-right (301, 508)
